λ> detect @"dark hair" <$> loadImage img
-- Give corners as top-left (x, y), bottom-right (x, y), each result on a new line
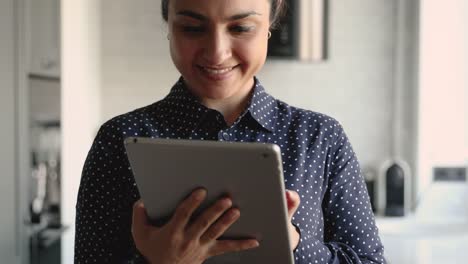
top-left (161, 0), bottom-right (286, 29)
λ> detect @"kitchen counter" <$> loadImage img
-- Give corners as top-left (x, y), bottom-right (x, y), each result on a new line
top-left (376, 215), bottom-right (468, 264)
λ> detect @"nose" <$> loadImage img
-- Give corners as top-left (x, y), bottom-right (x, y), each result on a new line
top-left (201, 29), bottom-right (232, 65)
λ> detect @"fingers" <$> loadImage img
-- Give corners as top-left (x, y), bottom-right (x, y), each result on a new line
top-left (171, 188), bottom-right (207, 229)
top-left (187, 197), bottom-right (233, 240)
top-left (285, 190), bottom-right (300, 220)
top-left (208, 239), bottom-right (259, 258)
top-left (199, 207), bottom-right (240, 244)
top-left (132, 200), bottom-right (152, 241)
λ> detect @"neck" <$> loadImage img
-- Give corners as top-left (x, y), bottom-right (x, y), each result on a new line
top-left (203, 93), bottom-right (251, 126)
top-left (201, 81), bottom-right (255, 126)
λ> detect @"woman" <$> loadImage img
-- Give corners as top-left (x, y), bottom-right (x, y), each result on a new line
top-left (75, 0), bottom-right (386, 263)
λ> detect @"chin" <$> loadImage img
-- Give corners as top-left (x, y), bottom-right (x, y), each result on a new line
top-left (186, 74), bottom-right (240, 97)
top-left (181, 65), bottom-right (254, 101)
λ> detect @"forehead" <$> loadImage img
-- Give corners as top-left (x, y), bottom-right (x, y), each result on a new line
top-left (169, 0), bottom-right (270, 19)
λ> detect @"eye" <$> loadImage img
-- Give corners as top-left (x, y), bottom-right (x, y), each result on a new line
top-left (181, 26), bottom-right (205, 33)
top-left (230, 25), bottom-right (254, 33)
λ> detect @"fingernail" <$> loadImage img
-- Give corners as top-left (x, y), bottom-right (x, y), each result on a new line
top-left (194, 188), bottom-right (206, 199)
top-left (222, 197), bottom-right (233, 207)
top-left (229, 208), bottom-right (240, 218)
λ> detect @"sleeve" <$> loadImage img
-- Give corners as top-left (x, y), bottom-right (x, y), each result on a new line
top-left (74, 123), bottom-right (146, 263)
top-left (292, 122), bottom-right (386, 264)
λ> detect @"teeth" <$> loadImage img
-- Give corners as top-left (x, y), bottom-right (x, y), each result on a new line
top-left (202, 66), bottom-right (233, 75)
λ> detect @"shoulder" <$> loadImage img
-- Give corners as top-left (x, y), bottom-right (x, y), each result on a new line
top-left (92, 101), bottom-right (164, 149)
top-left (103, 102), bottom-right (160, 129)
top-left (275, 99), bottom-right (344, 135)
top-left (101, 100), bottom-right (165, 133)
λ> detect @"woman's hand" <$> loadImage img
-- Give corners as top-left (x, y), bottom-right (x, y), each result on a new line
top-left (131, 188), bottom-right (259, 264)
top-left (285, 190), bottom-right (301, 251)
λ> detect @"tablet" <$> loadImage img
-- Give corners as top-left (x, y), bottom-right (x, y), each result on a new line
top-left (124, 137), bottom-right (294, 264)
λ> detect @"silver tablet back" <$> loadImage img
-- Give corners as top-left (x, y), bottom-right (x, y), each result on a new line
top-left (125, 137), bottom-right (294, 264)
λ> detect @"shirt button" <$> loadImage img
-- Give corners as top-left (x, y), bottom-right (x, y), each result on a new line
top-left (222, 132), bottom-right (230, 141)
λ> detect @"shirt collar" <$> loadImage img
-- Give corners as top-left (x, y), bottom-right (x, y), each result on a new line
top-left (246, 77), bottom-right (278, 132)
top-left (158, 77), bottom-right (210, 133)
top-left (160, 77), bottom-right (277, 132)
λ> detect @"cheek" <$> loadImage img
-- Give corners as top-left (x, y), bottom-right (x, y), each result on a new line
top-left (170, 39), bottom-right (196, 67)
top-left (234, 38), bottom-right (268, 67)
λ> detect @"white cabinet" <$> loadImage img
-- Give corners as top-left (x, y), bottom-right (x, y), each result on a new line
top-left (29, 0), bottom-right (60, 78)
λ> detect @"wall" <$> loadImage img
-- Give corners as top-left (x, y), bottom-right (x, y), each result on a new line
top-left (61, 0), bottom-right (102, 262)
top-left (101, 0), bottom-right (179, 120)
top-left (100, 0), bottom-right (401, 170)
top-left (466, 0), bottom-right (468, 163)
top-left (417, 0), bottom-right (467, 199)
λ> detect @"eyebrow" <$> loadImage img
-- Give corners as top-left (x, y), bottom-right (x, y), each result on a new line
top-left (176, 10), bottom-right (261, 21)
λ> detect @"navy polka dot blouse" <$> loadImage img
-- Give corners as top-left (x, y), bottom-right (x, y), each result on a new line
top-left (75, 77), bottom-right (386, 263)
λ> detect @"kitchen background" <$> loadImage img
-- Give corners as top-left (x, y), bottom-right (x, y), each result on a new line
top-left (1, 0), bottom-right (467, 263)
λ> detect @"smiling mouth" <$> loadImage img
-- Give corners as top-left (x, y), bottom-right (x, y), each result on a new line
top-left (197, 65), bottom-right (239, 75)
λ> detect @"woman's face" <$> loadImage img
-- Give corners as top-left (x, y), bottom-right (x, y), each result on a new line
top-left (168, 0), bottom-right (271, 101)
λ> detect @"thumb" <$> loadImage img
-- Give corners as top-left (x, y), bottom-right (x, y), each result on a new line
top-left (285, 190), bottom-right (300, 220)
top-left (131, 200), bottom-right (154, 240)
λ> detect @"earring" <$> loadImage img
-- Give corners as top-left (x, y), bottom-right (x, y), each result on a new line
top-left (268, 31), bottom-right (272, 39)
top-left (167, 34), bottom-right (170, 40)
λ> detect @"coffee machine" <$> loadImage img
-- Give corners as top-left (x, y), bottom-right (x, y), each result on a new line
top-left (376, 158), bottom-right (411, 217)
